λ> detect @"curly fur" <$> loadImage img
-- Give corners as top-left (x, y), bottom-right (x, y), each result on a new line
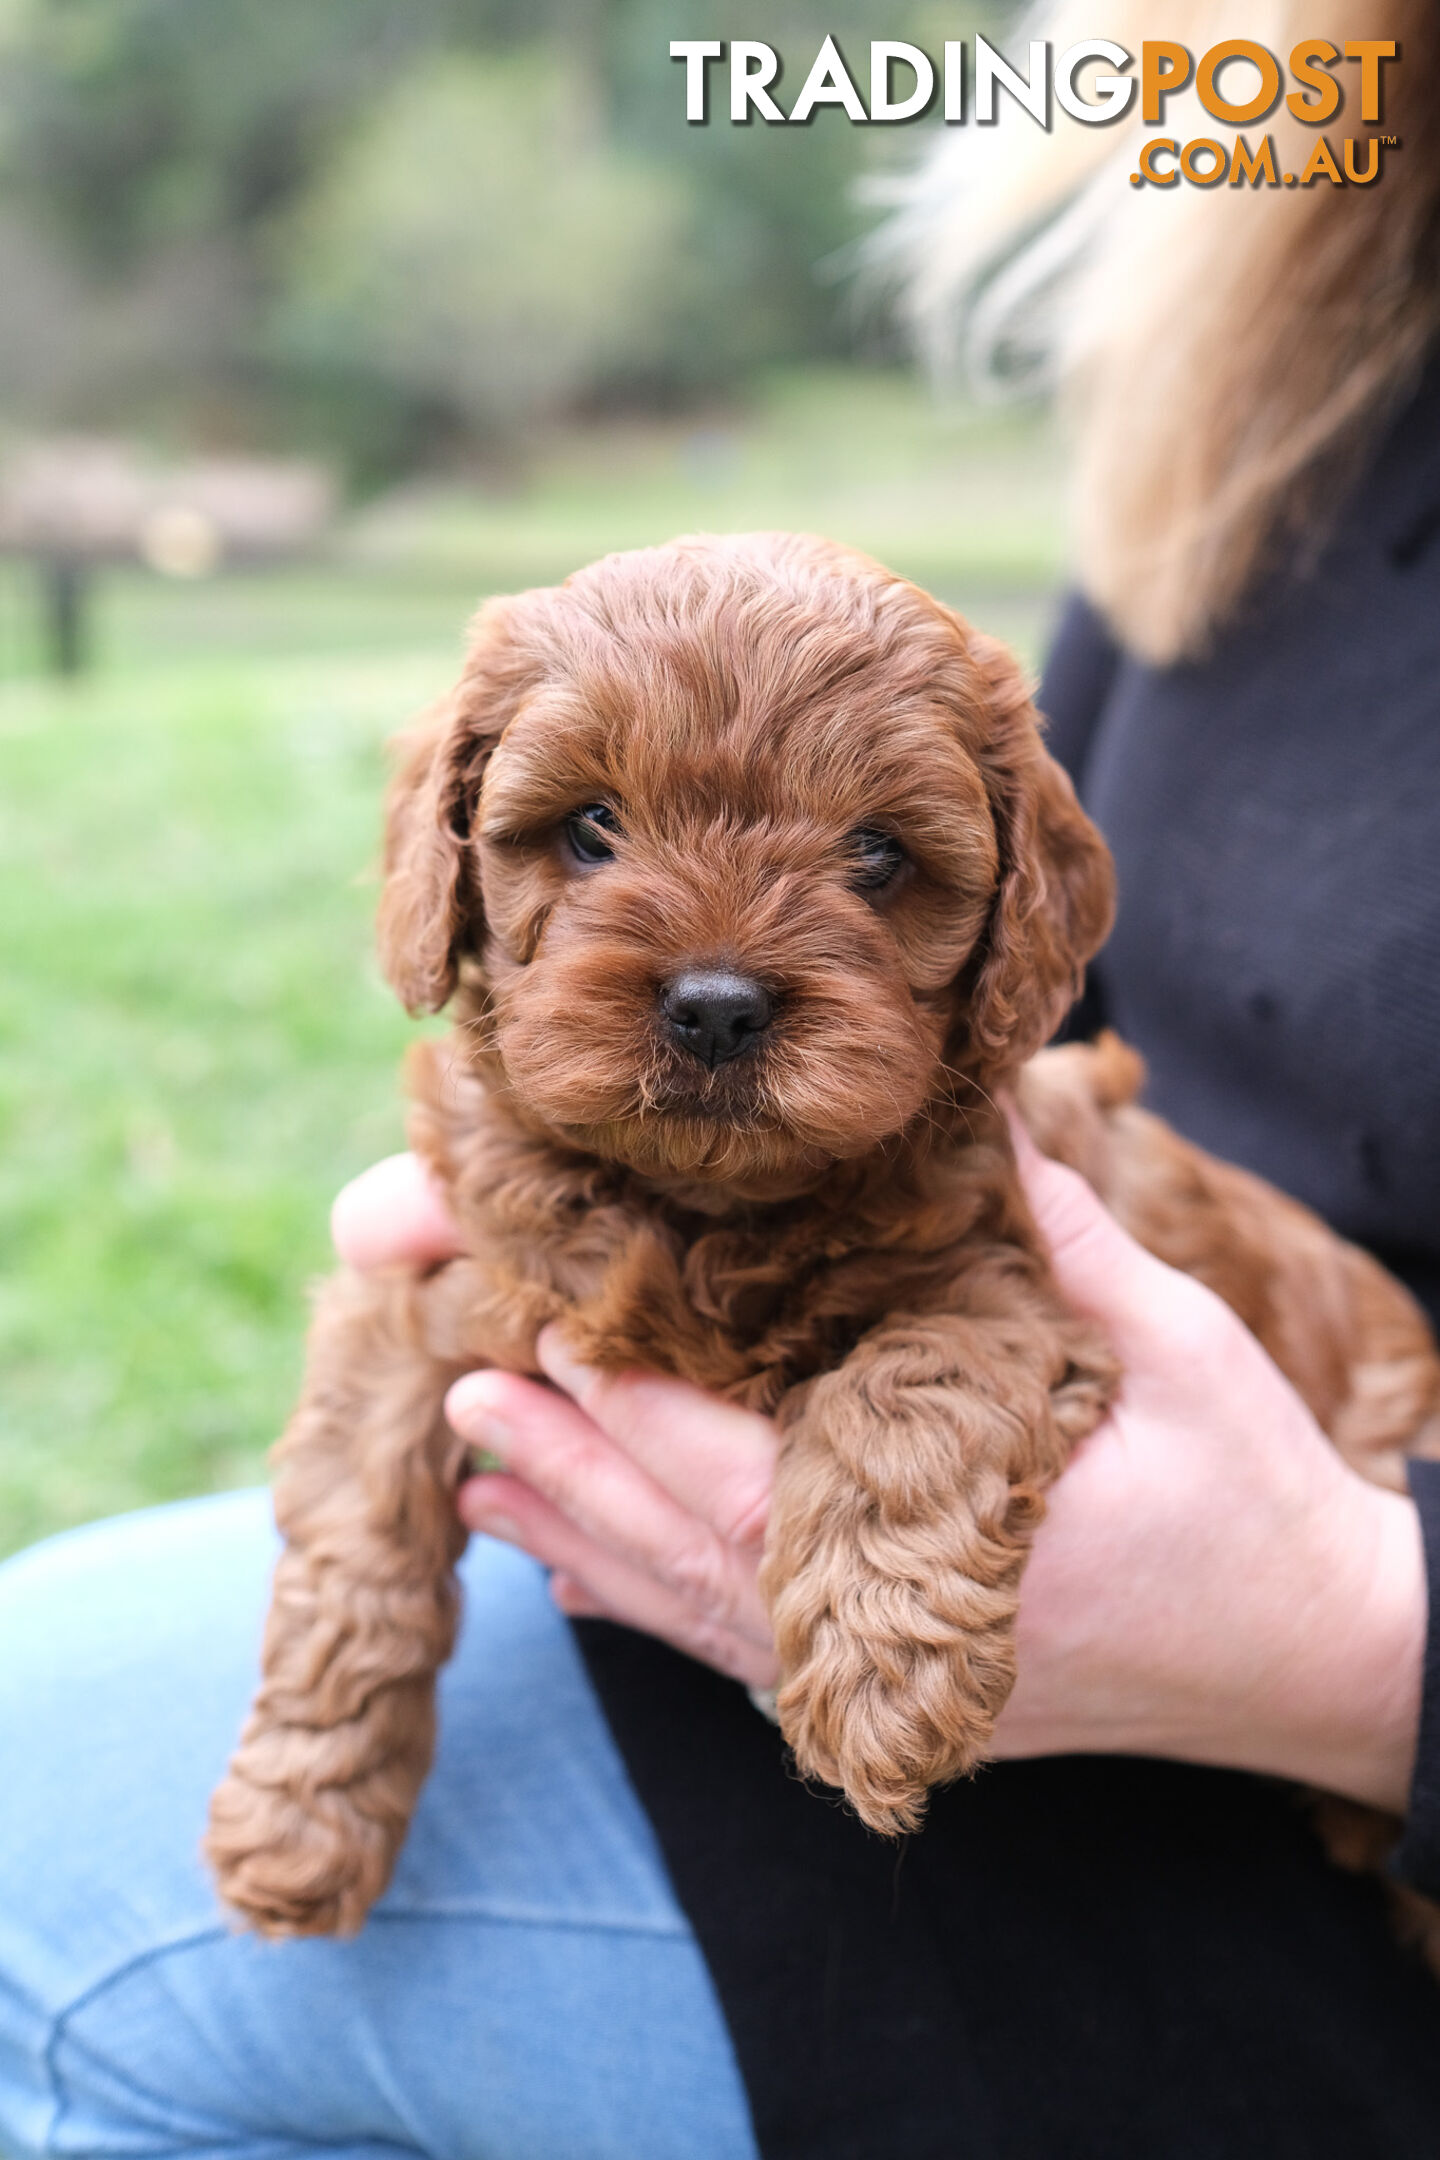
top-left (205, 533), bottom-right (1440, 1946)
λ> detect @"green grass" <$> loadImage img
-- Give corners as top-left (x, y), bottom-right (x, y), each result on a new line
top-left (0, 367), bottom-right (1065, 1558)
top-left (0, 651), bottom-right (436, 1552)
top-left (339, 364), bottom-right (1069, 605)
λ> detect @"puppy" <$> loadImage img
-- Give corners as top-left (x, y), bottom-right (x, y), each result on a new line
top-left (207, 532), bottom-right (1440, 1941)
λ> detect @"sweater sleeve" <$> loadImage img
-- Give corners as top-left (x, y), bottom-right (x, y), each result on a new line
top-left (1392, 1459), bottom-right (1440, 1897)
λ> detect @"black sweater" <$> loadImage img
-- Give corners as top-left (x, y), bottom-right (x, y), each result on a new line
top-left (572, 358), bottom-right (1440, 2158)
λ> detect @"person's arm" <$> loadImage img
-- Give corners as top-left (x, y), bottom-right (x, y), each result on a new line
top-left (330, 1141), bottom-right (1427, 1816)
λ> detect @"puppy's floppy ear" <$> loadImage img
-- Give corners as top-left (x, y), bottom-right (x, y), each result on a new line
top-left (377, 600), bottom-right (518, 1015)
top-left (957, 632), bottom-right (1115, 1077)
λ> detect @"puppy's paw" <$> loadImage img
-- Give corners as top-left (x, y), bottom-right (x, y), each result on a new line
top-left (776, 1636), bottom-right (1007, 1837)
top-left (205, 1747), bottom-right (407, 1938)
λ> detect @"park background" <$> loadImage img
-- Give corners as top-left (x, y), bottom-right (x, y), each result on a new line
top-left (0, 0), bottom-right (1058, 1558)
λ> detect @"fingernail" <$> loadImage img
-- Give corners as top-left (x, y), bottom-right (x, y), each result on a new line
top-left (536, 1325), bottom-right (589, 1394)
top-left (446, 1371), bottom-right (512, 1443)
top-left (470, 1510), bottom-right (521, 1545)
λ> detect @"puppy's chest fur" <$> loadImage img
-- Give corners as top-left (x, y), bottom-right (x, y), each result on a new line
top-left (409, 1039), bottom-right (1012, 1416)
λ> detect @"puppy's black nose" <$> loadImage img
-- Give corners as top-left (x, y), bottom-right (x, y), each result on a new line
top-left (661, 970), bottom-right (773, 1069)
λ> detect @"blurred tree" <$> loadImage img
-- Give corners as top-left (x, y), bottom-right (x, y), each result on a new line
top-left (268, 53), bottom-right (694, 458)
top-left (0, 0), bottom-right (997, 472)
top-left (614, 0), bottom-right (924, 374)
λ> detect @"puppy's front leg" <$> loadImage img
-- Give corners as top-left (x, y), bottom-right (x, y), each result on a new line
top-left (206, 1261), bottom-right (498, 1937)
top-left (762, 1299), bottom-right (1114, 1835)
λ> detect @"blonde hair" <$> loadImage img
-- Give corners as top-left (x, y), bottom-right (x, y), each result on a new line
top-left (889, 1), bottom-right (1440, 662)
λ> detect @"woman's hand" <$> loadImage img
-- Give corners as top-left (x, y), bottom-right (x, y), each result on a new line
top-left (331, 1155), bottom-right (778, 1688)
top-left (446, 1339), bottom-right (779, 1688)
top-left (993, 1117), bottom-right (1424, 1815)
top-left (331, 1142), bottom-right (1426, 1811)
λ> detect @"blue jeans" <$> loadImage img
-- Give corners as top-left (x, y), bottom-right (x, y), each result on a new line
top-left (0, 1493), bottom-right (759, 2160)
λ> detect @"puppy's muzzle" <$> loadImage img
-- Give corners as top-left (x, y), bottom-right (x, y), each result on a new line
top-left (661, 970), bottom-right (773, 1070)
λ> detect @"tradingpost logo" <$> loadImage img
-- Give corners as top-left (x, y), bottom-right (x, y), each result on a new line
top-left (669, 36), bottom-right (1400, 188)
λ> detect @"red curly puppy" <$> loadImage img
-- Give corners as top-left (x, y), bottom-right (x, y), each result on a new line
top-left (207, 532), bottom-right (1440, 1941)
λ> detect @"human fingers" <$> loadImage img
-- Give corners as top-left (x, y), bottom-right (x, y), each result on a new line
top-left (1006, 1107), bottom-right (1225, 1366)
top-left (548, 1570), bottom-right (609, 1618)
top-left (532, 1329), bottom-right (777, 1544)
top-left (330, 1151), bottom-right (464, 1271)
top-left (458, 1471), bottom-right (777, 1685)
top-left (447, 1368), bottom-right (773, 1649)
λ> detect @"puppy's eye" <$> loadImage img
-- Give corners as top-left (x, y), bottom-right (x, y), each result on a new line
top-left (846, 826), bottom-right (905, 891)
top-left (566, 802), bottom-right (621, 864)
